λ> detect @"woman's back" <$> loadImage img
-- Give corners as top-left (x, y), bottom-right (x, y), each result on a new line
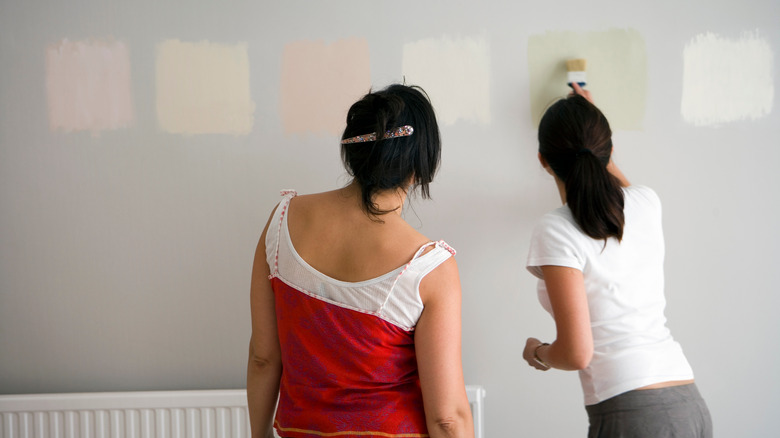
top-left (265, 187), bottom-right (458, 436)
top-left (286, 186), bottom-right (431, 283)
top-left (527, 185), bottom-right (693, 404)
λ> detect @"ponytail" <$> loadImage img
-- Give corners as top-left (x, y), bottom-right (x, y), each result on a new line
top-left (538, 95), bottom-right (625, 244)
top-left (565, 150), bottom-right (625, 242)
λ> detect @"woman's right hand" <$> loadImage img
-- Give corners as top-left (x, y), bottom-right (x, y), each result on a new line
top-left (569, 82), bottom-right (594, 104)
top-left (523, 338), bottom-right (551, 371)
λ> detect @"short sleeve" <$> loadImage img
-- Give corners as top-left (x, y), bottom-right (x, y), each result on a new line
top-left (526, 210), bottom-right (586, 279)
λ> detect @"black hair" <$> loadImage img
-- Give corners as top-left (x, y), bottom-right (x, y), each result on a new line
top-left (340, 84), bottom-right (441, 217)
top-left (538, 94), bottom-right (625, 243)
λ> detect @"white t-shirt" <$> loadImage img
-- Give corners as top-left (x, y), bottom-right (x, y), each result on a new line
top-left (526, 185), bottom-right (694, 405)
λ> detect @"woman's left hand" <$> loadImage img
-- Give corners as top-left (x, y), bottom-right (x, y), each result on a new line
top-left (523, 337), bottom-right (550, 371)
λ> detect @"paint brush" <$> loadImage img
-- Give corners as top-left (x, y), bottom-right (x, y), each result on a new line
top-left (566, 58), bottom-right (587, 88)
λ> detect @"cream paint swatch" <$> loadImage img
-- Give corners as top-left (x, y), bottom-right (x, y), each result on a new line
top-left (681, 31), bottom-right (774, 126)
top-left (46, 39), bottom-right (134, 134)
top-left (280, 38), bottom-right (370, 135)
top-left (527, 28), bottom-right (647, 130)
top-left (156, 40), bottom-right (255, 135)
top-left (402, 35), bottom-right (491, 126)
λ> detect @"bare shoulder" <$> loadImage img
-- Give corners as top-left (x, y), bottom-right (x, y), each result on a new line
top-left (286, 189), bottom-right (336, 209)
top-left (418, 254), bottom-right (461, 303)
top-left (285, 189), bottom-right (347, 222)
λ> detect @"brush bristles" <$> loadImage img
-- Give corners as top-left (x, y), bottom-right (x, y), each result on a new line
top-left (566, 58), bottom-right (587, 72)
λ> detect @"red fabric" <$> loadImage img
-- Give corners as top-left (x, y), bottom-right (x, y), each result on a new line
top-left (272, 278), bottom-right (429, 437)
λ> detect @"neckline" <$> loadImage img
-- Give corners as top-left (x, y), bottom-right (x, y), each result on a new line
top-left (281, 204), bottom-right (437, 287)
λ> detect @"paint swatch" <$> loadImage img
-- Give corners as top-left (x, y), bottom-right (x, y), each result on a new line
top-left (402, 35), bottom-right (491, 126)
top-left (527, 28), bottom-right (647, 130)
top-left (46, 39), bottom-right (134, 134)
top-left (681, 31), bottom-right (774, 126)
top-left (156, 40), bottom-right (255, 135)
top-left (280, 38), bottom-right (371, 136)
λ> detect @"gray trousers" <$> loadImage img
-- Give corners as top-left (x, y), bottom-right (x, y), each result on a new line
top-left (586, 383), bottom-right (712, 438)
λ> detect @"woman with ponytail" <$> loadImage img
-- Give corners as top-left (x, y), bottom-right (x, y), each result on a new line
top-left (247, 84), bottom-right (473, 438)
top-left (523, 84), bottom-right (712, 437)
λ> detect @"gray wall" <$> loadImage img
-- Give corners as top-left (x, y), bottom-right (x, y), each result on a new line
top-left (1, 1), bottom-right (778, 436)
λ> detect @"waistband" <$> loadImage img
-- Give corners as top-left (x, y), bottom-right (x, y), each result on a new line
top-left (586, 383), bottom-right (704, 415)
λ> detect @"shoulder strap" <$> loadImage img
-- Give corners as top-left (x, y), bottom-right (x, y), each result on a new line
top-left (267, 190), bottom-right (297, 279)
top-left (408, 240), bottom-right (456, 278)
top-left (378, 240), bottom-right (456, 312)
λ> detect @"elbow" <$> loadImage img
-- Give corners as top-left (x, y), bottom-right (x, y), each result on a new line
top-left (553, 333), bottom-right (593, 370)
top-left (250, 355), bottom-right (279, 368)
top-left (247, 344), bottom-right (282, 373)
top-left (247, 352), bottom-right (282, 386)
top-left (550, 341), bottom-right (592, 371)
top-left (569, 351), bottom-right (592, 370)
top-left (427, 409), bottom-right (473, 438)
top-left (562, 346), bottom-right (592, 370)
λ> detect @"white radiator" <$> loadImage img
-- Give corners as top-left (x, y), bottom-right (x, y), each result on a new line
top-left (0, 386), bottom-right (485, 438)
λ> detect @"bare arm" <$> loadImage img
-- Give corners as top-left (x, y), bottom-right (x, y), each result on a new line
top-left (523, 265), bottom-right (593, 371)
top-left (415, 257), bottom-right (474, 438)
top-left (247, 209), bottom-right (283, 438)
top-left (607, 158), bottom-right (630, 187)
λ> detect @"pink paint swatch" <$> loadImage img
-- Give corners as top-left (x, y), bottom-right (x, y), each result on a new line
top-left (280, 38), bottom-right (371, 135)
top-left (46, 39), bottom-right (134, 134)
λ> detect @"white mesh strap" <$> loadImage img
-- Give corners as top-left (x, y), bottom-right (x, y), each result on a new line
top-left (379, 240), bottom-right (456, 317)
top-left (265, 190), bottom-right (297, 279)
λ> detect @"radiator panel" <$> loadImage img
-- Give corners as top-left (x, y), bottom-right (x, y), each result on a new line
top-left (1, 387), bottom-right (483, 438)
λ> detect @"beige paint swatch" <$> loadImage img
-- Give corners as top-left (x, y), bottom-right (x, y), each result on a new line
top-left (46, 39), bottom-right (134, 134)
top-left (527, 28), bottom-right (647, 130)
top-left (156, 40), bottom-right (255, 135)
top-left (681, 31), bottom-right (774, 126)
top-left (280, 37), bottom-right (371, 136)
top-left (402, 35), bottom-right (491, 126)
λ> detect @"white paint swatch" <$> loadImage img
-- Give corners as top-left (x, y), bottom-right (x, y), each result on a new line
top-left (156, 40), bottom-right (255, 135)
top-left (681, 31), bottom-right (774, 126)
top-left (402, 35), bottom-right (491, 126)
top-left (46, 39), bottom-right (134, 134)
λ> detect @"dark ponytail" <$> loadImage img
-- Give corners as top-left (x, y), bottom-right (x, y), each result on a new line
top-left (340, 84), bottom-right (441, 217)
top-left (538, 95), bottom-right (625, 243)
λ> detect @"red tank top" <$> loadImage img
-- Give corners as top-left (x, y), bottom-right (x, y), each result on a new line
top-left (266, 191), bottom-right (455, 437)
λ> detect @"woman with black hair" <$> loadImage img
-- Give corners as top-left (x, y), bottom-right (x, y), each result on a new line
top-left (523, 84), bottom-right (712, 437)
top-left (247, 84), bottom-right (473, 438)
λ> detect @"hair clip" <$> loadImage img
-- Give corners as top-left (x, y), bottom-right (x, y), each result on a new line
top-left (341, 125), bottom-right (414, 144)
